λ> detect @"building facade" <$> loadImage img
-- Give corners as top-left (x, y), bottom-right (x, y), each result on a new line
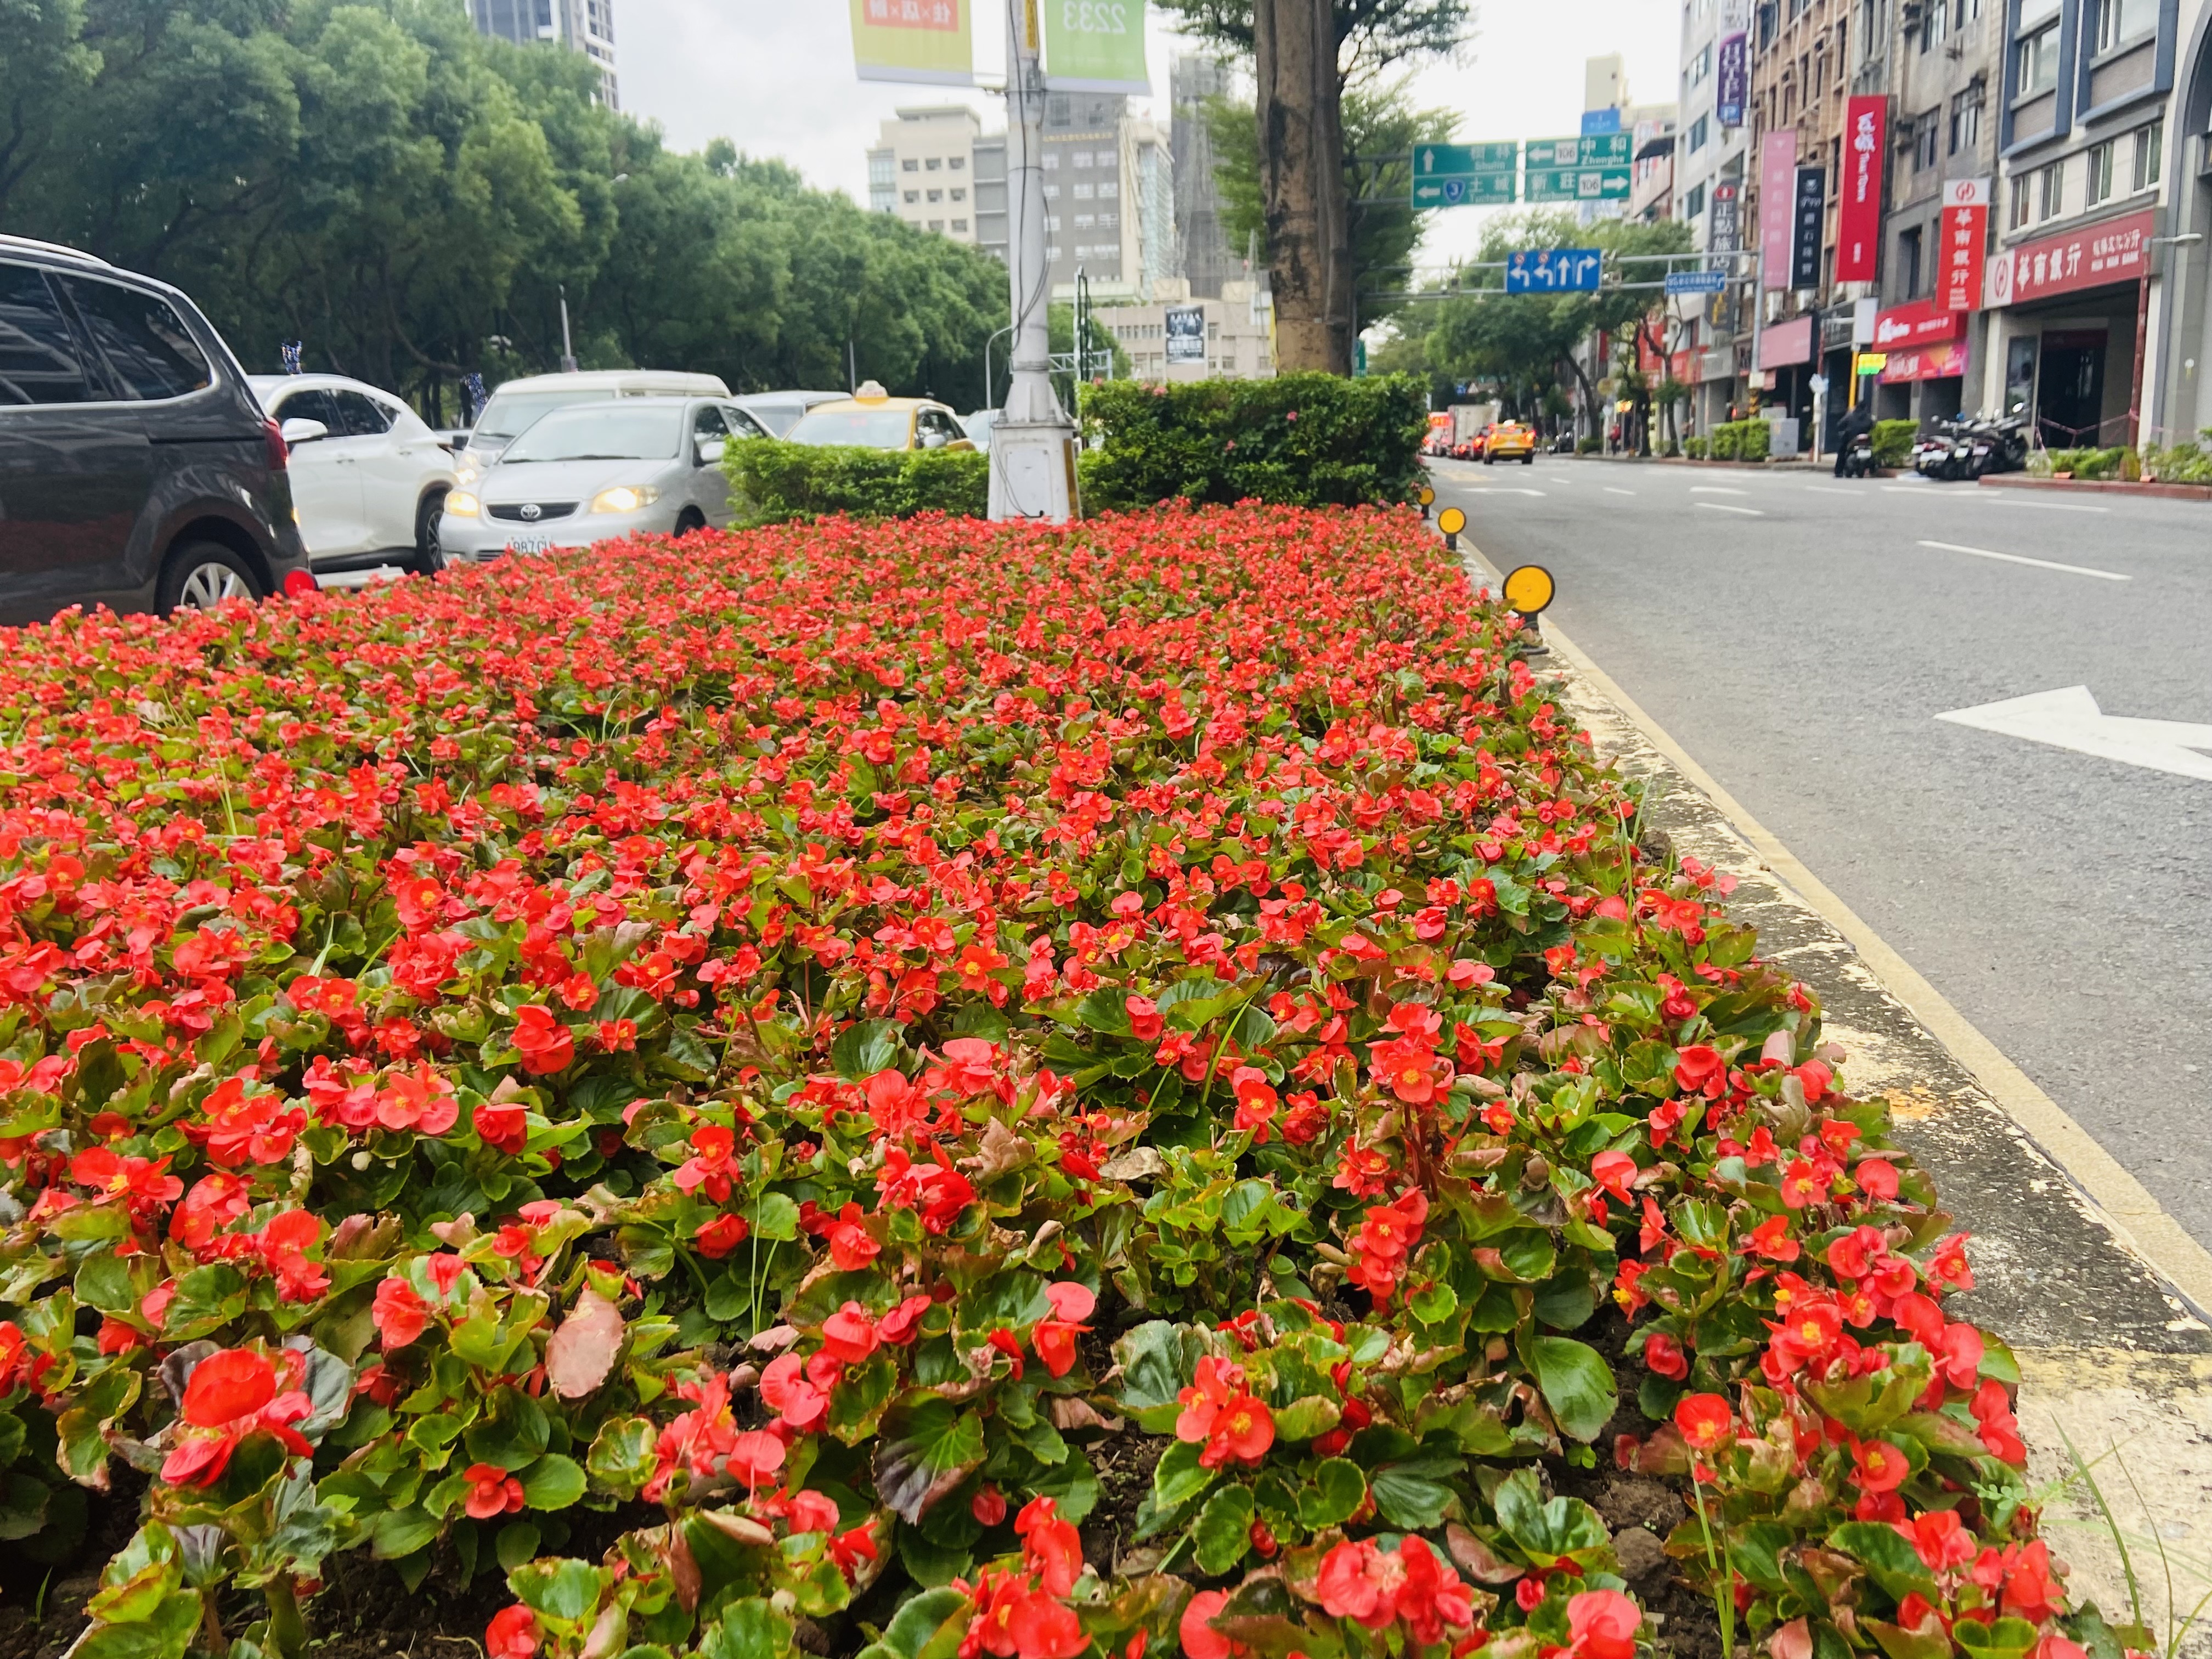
top-left (1097, 283), bottom-right (1276, 380)
top-left (1676, 0), bottom-right (1758, 431)
top-left (2163, 4), bottom-right (2212, 448)
top-left (1170, 54), bottom-right (1241, 298)
top-left (470, 0), bottom-right (617, 106)
top-left (867, 107), bottom-right (985, 247)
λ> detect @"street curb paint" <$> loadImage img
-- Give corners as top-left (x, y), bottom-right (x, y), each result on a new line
top-left (1463, 539), bottom-right (2212, 1322)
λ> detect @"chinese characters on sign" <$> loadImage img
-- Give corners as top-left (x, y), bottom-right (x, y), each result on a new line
top-left (1881, 342), bottom-right (1969, 384)
top-left (1716, 0), bottom-right (1750, 127)
top-left (1983, 206), bottom-right (2149, 307)
top-left (1790, 166), bottom-right (1825, 291)
top-left (850, 0), bottom-right (973, 82)
top-left (1836, 97), bottom-right (1886, 283)
top-left (1873, 297), bottom-right (1967, 349)
top-left (1758, 130), bottom-right (1796, 290)
top-left (1504, 248), bottom-right (1602, 292)
top-left (1708, 181), bottom-right (1740, 253)
top-left (1939, 177), bottom-right (1989, 313)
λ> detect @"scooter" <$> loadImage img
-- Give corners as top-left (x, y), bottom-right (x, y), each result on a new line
top-left (1838, 430), bottom-right (1876, 478)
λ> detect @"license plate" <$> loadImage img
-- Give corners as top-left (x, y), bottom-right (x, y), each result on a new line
top-left (504, 534), bottom-right (554, 555)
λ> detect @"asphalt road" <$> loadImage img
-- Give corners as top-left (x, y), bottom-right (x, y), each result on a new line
top-left (1427, 455), bottom-right (2212, 1248)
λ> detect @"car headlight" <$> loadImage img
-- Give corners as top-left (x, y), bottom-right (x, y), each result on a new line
top-left (589, 484), bottom-right (661, 515)
top-left (445, 490), bottom-right (481, 517)
top-left (454, 455), bottom-right (483, 487)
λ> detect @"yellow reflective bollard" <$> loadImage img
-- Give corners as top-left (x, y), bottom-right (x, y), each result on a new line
top-left (1437, 505), bottom-right (1465, 551)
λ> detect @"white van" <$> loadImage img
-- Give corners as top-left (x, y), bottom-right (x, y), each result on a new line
top-left (455, 370), bottom-right (731, 484)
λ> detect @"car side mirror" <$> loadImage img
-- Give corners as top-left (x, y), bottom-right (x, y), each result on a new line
top-left (919, 430), bottom-right (949, 450)
top-left (697, 438), bottom-right (726, 466)
top-left (281, 417), bottom-right (329, 446)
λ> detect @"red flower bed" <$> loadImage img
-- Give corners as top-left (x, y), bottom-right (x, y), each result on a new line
top-left (0, 507), bottom-right (2080, 1659)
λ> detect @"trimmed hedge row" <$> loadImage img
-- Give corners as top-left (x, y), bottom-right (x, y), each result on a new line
top-left (725, 438), bottom-right (989, 523)
top-left (1707, 419), bottom-right (1770, 462)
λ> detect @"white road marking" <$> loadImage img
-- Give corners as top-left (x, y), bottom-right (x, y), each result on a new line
top-left (1695, 501), bottom-right (1763, 516)
top-left (1604, 487), bottom-right (1636, 495)
top-left (1460, 487), bottom-right (1547, 496)
top-left (1937, 686), bottom-right (2212, 781)
top-left (1804, 485), bottom-right (1855, 495)
top-left (1917, 539), bottom-right (2130, 581)
top-left (1690, 484), bottom-right (1749, 494)
top-left (1979, 495), bottom-right (2111, 514)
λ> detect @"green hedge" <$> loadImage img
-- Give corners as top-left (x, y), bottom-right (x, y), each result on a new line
top-left (2035, 445), bottom-right (2128, 479)
top-left (1576, 435), bottom-right (1601, 454)
top-left (1708, 418), bottom-right (1769, 462)
top-left (1079, 372), bottom-right (1429, 510)
top-left (724, 438), bottom-right (989, 522)
top-left (1683, 436), bottom-right (1708, 459)
top-left (2145, 438), bottom-right (2212, 483)
top-left (1871, 418), bottom-right (1918, 468)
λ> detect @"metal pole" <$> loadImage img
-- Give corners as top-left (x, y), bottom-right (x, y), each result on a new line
top-left (558, 286), bottom-right (578, 374)
top-left (988, 0), bottom-right (1075, 522)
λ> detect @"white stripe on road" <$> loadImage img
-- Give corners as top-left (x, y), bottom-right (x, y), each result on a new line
top-left (1979, 496), bottom-right (2111, 514)
top-left (1917, 539), bottom-right (2131, 581)
top-left (1604, 487), bottom-right (1637, 495)
top-left (1460, 488), bottom-right (1547, 496)
top-left (1696, 501), bottom-right (1763, 516)
top-left (1690, 485), bottom-right (1749, 494)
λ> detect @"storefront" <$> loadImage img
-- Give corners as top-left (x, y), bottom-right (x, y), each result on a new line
top-left (1755, 313), bottom-right (1814, 453)
top-left (1869, 298), bottom-right (1969, 425)
top-left (1979, 208), bottom-right (2153, 450)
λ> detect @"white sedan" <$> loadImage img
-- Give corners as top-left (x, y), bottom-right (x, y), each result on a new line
top-left (251, 374), bottom-right (456, 573)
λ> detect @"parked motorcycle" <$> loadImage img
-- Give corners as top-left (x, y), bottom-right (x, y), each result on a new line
top-left (1838, 430), bottom-right (1876, 478)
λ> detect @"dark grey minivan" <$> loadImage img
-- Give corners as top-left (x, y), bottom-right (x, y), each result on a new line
top-left (0, 236), bottom-right (312, 626)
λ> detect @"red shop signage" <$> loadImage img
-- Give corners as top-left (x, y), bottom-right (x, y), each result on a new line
top-left (1880, 340), bottom-right (1969, 383)
top-left (1872, 297), bottom-right (1966, 348)
top-left (1836, 96), bottom-right (1886, 283)
top-left (1984, 207), bottom-right (2154, 307)
top-left (1938, 177), bottom-right (1988, 313)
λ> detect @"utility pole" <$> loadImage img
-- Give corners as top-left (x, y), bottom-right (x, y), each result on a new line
top-left (989, 0), bottom-right (1077, 522)
top-left (558, 285), bottom-right (578, 374)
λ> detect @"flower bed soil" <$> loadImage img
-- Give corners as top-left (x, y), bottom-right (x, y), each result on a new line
top-left (0, 507), bottom-right (2102, 1659)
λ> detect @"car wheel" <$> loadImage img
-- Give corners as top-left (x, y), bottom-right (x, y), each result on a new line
top-left (410, 491), bottom-right (448, 575)
top-left (1521, 453), bottom-right (1533, 465)
top-left (157, 543), bottom-right (261, 614)
top-left (1483, 454), bottom-right (1494, 465)
top-left (674, 508), bottom-right (707, 537)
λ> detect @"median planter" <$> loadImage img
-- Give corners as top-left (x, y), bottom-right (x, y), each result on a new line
top-left (0, 507), bottom-right (2085, 1659)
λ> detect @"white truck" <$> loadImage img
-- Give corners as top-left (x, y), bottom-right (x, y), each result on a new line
top-left (1448, 402), bottom-right (1500, 445)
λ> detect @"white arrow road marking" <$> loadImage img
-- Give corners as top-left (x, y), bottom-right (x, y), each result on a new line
top-left (1936, 686), bottom-right (2212, 781)
top-left (1918, 539), bottom-right (2130, 581)
top-left (1690, 484), bottom-right (1748, 494)
top-left (1695, 501), bottom-right (1763, 516)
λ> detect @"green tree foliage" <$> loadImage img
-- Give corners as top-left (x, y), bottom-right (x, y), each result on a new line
top-left (1154, 0), bottom-right (1470, 85)
top-left (1415, 209), bottom-right (1695, 424)
top-left (1202, 78), bottom-right (1457, 323)
top-left (0, 0), bottom-right (1009, 415)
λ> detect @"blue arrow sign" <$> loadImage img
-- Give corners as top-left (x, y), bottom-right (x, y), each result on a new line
top-left (1664, 269), bottom-right (1729, 295)
top-left (1504, 247), bottom-right (1602, 293)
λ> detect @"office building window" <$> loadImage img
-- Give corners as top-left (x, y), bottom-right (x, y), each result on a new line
top-left (927, 189), bottom-right (941, 202)
top-left (925, 157), bottom-right (940, 170)
top-left (1097, 180), bottom-right (1118, 199)
top-left (1043, 152), bottom-right (1059, 169)
top-left (1914, 110), bottom-right (1940, 171)
top-left (952, 218), bottom-right (968, 232)
top-left (2015, 0), bottom-right (2060, 92)
top-left (1099, 211), bottom-right (1118, 228)
top-left (1920, 0), bottom-right (1945, 48)
top-left (1074, 150), bottom-right (1093, 167)
top-left (1948, 88), bottom-right (1980, 153)
top-left (901, 159), bottom-right (918, 172)
top-left (928, 219), bottom-right (943, 230)
top-left (2086, 139), bottom-right (2115, 205)
top-left (2009, 174), bottom-right (2032, 228)
top-left (1075, 213), bottom-right (1094, 229)
top-left (1043, 184), bottom-right (1059, 199)
top-left (1684, 182), bottom-right (1706, 219)
top-left (868, 154), bottom-right (894, 188)
top-left (1899, 225), bottom-right (1922, 296)
top-left (1688, 115), bottom-right (1709, 151)
top-left (2038, 159), bottom-right (2062, 219)
top-left (1690, 44), bottom-right (1711, 82)
top-left (1073, 182), bottom-right (1093, 199)
top-left (949, 156), bottom-right (965, 170)
top-left (2094, 0), bottom-right (2154, 54)
top-left (904, 190), bottom-right (919, 204)
top-left (2132, 119), bottom-right (2164, 189)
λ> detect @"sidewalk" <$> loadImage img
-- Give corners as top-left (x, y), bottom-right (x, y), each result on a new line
top-left (1452, 541), bottom-right (2212, 1651)
top-left (1980, 473), bottom-right (2212, 502)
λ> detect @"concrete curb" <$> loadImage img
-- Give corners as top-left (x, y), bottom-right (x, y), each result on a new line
top-left (1980, 474), bottom-right (2212, 501)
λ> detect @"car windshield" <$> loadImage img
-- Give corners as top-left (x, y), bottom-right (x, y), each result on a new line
top-left (475, 389), bottom-right (617, 444)
top-left (785, 407), bottom-right (911, 448)
top-left (499, 404), bottom-right (685, 463)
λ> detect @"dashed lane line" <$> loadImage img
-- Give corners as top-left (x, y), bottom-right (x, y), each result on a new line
top-left (1918, 539), bottom-right (2131, 581)
top-left (1695, 501), bottom-right (1763, 516)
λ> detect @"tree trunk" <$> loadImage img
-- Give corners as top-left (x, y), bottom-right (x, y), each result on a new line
top-left (1252, 0), bottom-right (1349, 374)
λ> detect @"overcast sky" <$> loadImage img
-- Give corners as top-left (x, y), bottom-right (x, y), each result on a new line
top-left (617, 0), bottom-right (1678, 269)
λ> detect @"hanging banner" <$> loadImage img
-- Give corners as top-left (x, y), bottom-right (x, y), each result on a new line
top-left (849, 0), bottom-right (973, 86)
top-left (1790, 165), bottom-right (1824, 291)
top-left (1837, 96), bottom-right (1886, 282)
top-left (1043, 0), bottom-right (1149, 93)
top-left (1716, 0), bottom-right (1751, 127)
top-left (1939, 176), bottom-right (1990, 312)
top-left (1759, 129), bottom-right (1796, 290)
top-left (1708, 180), bottom-right (1740, 252)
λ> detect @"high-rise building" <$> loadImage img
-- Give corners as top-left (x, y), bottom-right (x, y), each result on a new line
top-left (867, 107), bottom-right (986, 247)
top-left (1674, 0), bottom-right (1755, 431)
top-left (1171, 54), bottom-right (1239, 298)
top-left (470, 0), bottom-right (617, 107)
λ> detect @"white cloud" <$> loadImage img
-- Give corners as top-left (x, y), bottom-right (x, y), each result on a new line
top-left (614, 0), bottom-right (1673, 255)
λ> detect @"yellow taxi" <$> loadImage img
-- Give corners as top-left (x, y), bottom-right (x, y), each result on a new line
top-left (1482, 421), bottom-right (1537, 465)
top-left (782, 381), bottom-right (976, 452)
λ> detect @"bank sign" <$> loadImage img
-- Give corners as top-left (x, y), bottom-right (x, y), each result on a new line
top-left (1984, 207), bottom-right (2153, 307)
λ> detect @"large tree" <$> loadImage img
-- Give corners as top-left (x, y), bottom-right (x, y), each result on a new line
top-left (1158, 0), bottom-right (1471, 374)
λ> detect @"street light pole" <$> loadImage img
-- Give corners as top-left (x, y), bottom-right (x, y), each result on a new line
top-left (989, 0), bottom-right (1076, 522)
top-left (558, 285), bottom-right (578, 374)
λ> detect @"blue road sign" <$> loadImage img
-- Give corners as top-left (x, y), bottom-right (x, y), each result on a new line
top-left (1581, 108), bottom-right (1622, 136)
top-left (1664, 269), bottom-right (1729, 295)
top-left (1504, 247), bottom-right (1601, 293)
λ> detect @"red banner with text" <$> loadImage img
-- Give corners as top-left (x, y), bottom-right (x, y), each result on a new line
top-left (1837, 96), bottom-right (1886, 283)
top-left (1939, 178), bottom-right (1989, 312)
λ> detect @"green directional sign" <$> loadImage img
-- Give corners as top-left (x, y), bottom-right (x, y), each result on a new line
top-left (1525, 166), bottom-right (1632, 204)
top-left (1412, 141), bottom-right (1517, 208)
top-left (1525, 133), bottom-right (1633, 169)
